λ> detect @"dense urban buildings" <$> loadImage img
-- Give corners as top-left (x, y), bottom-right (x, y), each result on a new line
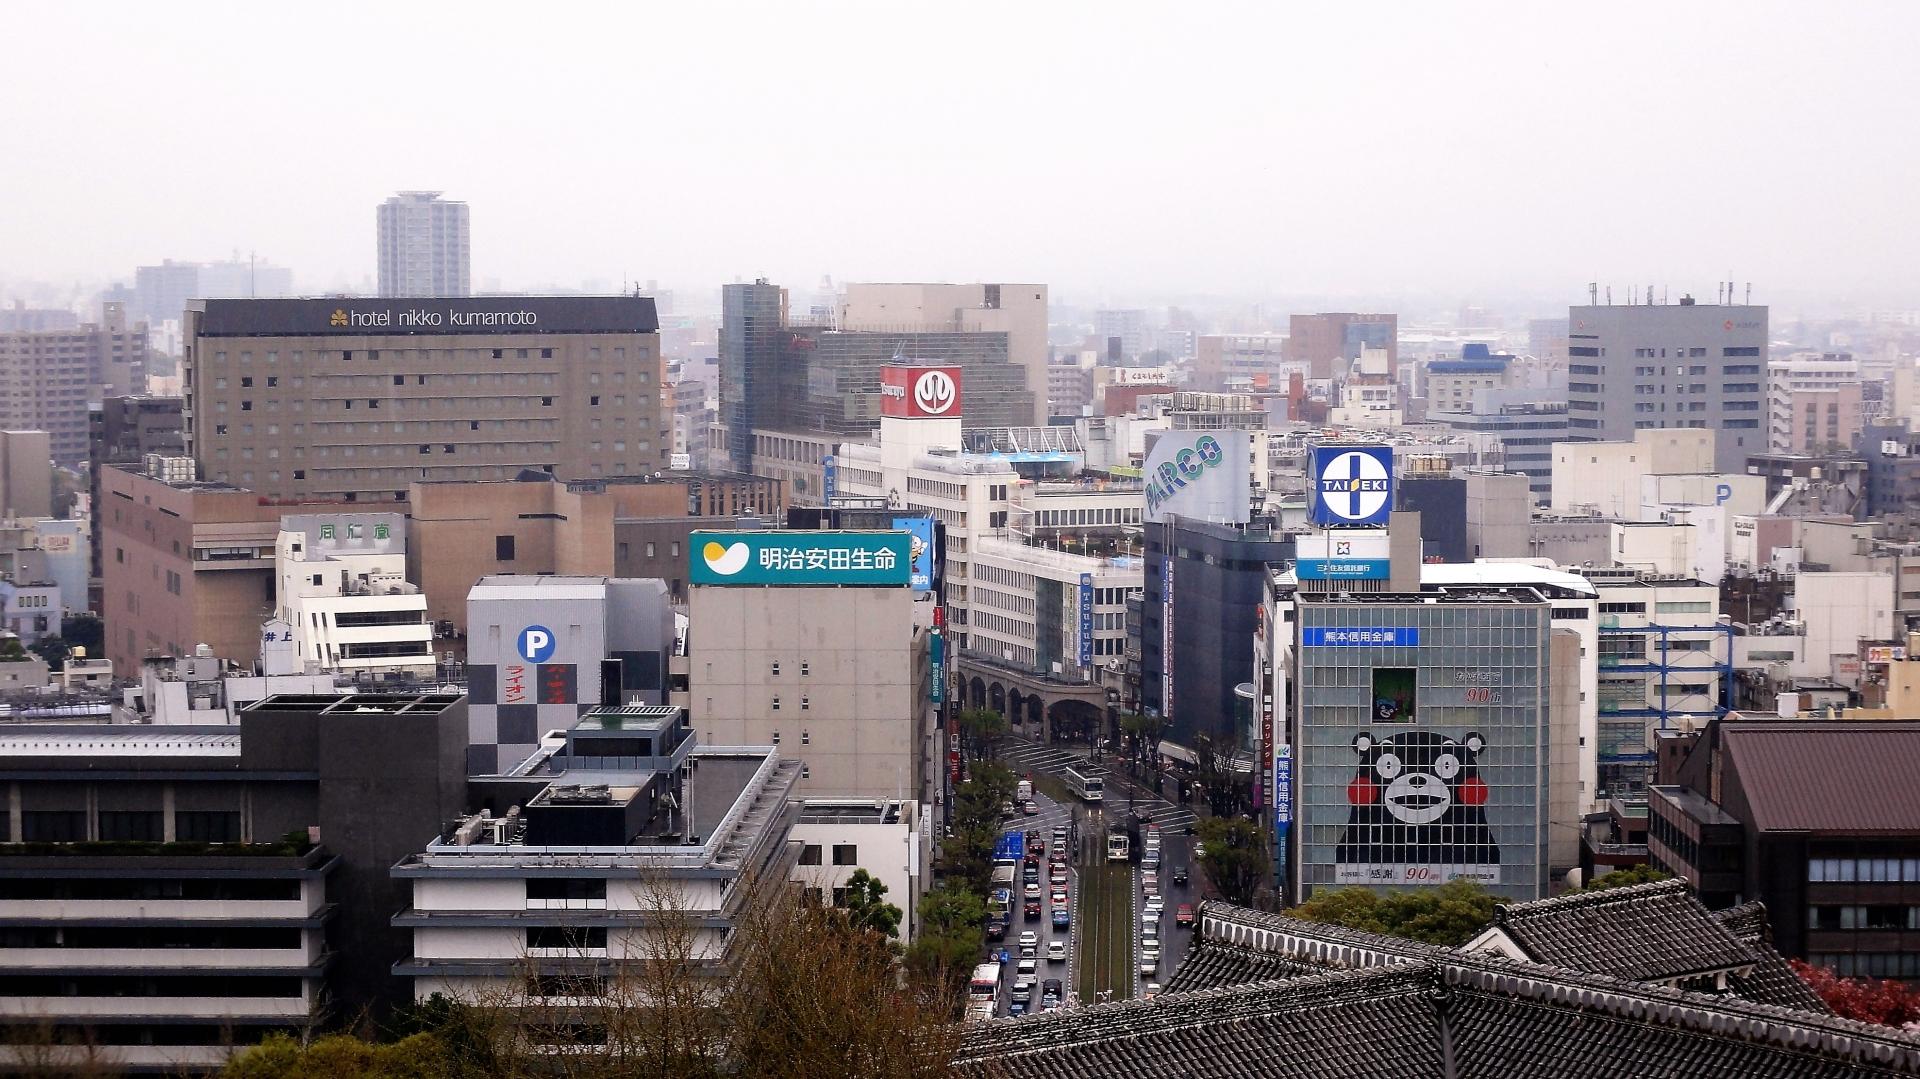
top-left (183, 296), bottom-right (667, 502)
top-left (719, 280), bottom-right (1035, 497)
top-left (1565, 297), bottom-right (1767, 471)
top-left (376, 191), bottom-right (470, 297)
top-left (0, 301), bottom-right (147, 463)
top-left (839, 283), bottom-right (1049, 426)
top-left (1285, 311), bottom-right (1398, 378)
top-left (132, 257), bottom-right (295, 324)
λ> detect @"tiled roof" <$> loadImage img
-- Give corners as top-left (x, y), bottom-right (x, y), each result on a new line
top-left (1487, 879), bottom-right (1758, 982)
top-left (954, 903), bottom-right (1920, 1078)
top-left (1714, 902), bottom-right (1833, 1014)
top-left (1160, 939), bottom-right (1317, 994)
top-left (1723, 722), bottom-right (1920, 832)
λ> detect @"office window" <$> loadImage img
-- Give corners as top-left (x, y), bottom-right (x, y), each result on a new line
top-left (527, 926), bottom-right (606, 950)
top-left (496, 535), bottom-right (516, 561)
top-left (175, 811), bottom-right (241, 843)
top-left (98, 810), bottom-right (164, 842)
top-left (772, 697), bottom-right (780, 711)
top-left (21, 811), bottom-right (87, 842)
top-left (831, 844), bottom-right (858, 866)
top-left (525, 878), bottom-right (607, 902)
top-left (799, 844), bottom-right (823, 865)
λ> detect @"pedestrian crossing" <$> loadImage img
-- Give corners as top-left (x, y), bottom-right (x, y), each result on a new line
top-left (997, 738), bottom-right (1200, 831)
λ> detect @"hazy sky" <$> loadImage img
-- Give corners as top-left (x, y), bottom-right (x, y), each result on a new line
top-left (6, 2), bottom-right (1918, 309)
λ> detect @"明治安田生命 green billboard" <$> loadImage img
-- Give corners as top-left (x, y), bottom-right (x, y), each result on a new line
top-left (688, 530), bottom-right (913, 587)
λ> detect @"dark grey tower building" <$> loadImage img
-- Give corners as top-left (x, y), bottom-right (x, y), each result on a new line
top-left (720, 280), bottom-right (786, 474)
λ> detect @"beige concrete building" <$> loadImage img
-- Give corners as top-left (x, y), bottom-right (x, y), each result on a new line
top-left (0, 302), bottom-right (146, 463)
top-left (184, 297), bottom-right (666, 504)
top-left (1549, 427), bottom-right (1715, 518)
top-left (407, 471), bottom-right (783, 636)
top-left (838, 283), bottom-right (1048, 425)
top-left (689, 579), bottom-right (933, 804)
top-left (98, 461), bottom-right (304, 671)
top-left (0, 430), bottom-right (51, 519)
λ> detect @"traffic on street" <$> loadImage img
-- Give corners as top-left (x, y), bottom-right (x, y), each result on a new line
top-left (970, 735), bottom-right (1202, 1017)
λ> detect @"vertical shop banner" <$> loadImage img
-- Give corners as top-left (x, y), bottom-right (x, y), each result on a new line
top-left (1078, 573), bottom-right (1094, 666)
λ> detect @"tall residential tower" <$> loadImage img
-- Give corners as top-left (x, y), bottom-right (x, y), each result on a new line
top-left (377, 191), bottom-right (470, 298)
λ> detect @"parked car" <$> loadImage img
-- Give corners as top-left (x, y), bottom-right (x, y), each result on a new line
top-left (1176, 903), bottom-right (1195, 927)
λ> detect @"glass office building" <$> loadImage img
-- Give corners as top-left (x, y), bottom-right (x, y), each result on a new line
top-left (1288, 591), bottom-right (1551, 902)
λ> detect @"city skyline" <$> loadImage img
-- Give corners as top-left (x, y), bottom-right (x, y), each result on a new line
top-left (4, 3), bottom-right (1918, 309)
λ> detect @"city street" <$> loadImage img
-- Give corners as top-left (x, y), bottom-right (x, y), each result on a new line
top-left (987, 735), bottom-right (1201, 1008)
top-left (986, 790), bottom-right (1077, 1017)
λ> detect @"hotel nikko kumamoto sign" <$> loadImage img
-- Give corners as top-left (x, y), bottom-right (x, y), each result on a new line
top-left (689, 530), bottom-right (912, 587)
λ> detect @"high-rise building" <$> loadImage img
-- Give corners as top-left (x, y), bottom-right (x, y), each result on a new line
top-left (685, 529), bottom-right (936, 803)
top-left (1285, 312), bottom-right (1398, 379)
top-left (274, 512), bottom-right (432, 679)
top-left (1768, 352), bottom-right (1862, 454)
top-left (0, 301), bottom-right (78, 333)
top-left (1565, 298), bottom-right (1767, 472)
top-left (0, 301), bottom-right (148, 463)
top-left (376, 191), bottom-right (470, 297)
top-left (720, 280), bottom-right (786, 473)
top-left (1092, 308), bottom-right (1151, 362)
top-left (1192, 333), bottom-right (1296, 392)
top-left (133, 258), bottom-right (296, 325)
top-left (88, 396), bottom-right (184, 593)
top-left (183, 296), bottom-right (666, 503)
top-left (840, 283), bottom-right (1049, 425)
top-left (721, 282), bottom-right (1035, 499)
top-left (0, 430), bottom-right (50, 520)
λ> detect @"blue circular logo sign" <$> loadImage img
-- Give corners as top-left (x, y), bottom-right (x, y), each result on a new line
top-left (518, 625), bottom-right (557, 663)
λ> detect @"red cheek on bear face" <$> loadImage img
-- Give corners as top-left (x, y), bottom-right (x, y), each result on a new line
top-left (1347, 777), bottom-right (1379, 805)
top-left (1460, 777), bottom-right (1489, 806)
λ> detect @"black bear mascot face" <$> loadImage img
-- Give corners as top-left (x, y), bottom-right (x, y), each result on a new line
top-left (1336, 729), bottom-right (1500, 870)
top-left (1346, 730), bottom-right (1487, 825)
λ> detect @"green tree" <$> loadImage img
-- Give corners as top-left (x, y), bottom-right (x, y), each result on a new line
top-left (956, 707), bottom-right (1008, 760)
top-left (1572, 863), bottom-right (1670, 893)
top-left (1117, 712), bottom-right (1166, 767)
top-left (1291, 879), bottom-right (1499, 946)
top-left (62, 614), bottom-right (104, 658)
top-left (836, 868), bottom-right (903, 939)
top-left (0, 638), bottom-right (26, 661)
top-left (906, 884), bottom-right (988, 1007)
top-left (1195, 816), bottom-right (1270, 908)
top-left (28, 636), bottom-right (69, 671)
top-left (941, 762), bottom-right (1017, 892)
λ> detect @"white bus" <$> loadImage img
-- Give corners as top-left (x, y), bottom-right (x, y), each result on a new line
top-left (1065, 767), bottom-right (1104, 803)
top-left (969, 961), bottom-right (1003, 1006)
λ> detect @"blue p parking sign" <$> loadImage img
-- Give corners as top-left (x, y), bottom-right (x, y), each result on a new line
top-left (518, 625), bottom-right (557, 663)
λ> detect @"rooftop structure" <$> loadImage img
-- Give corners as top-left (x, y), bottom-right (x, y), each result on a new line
top-left (951, 895), bottom-right (1917, 1079)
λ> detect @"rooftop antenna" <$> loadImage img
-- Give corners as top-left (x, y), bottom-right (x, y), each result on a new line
top-left (1605, 286), bottom-right (1612, 306)
top-left (1588, 282), bottom-right (1598, 305)
top-left (1647, 285), bottom-right (1654, 307)
top-left (1746, 282), bottom-right (1752, 304)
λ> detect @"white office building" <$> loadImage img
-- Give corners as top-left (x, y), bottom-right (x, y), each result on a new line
top-left (275, 513), bottom-right (432, 678)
